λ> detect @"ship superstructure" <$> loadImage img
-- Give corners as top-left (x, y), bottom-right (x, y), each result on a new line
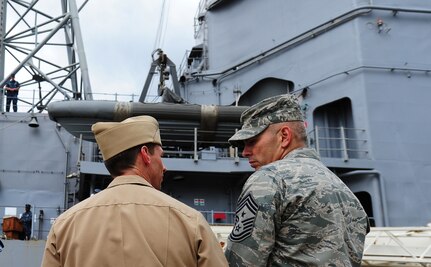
top-left (170, 0), bottom-right (431, 227)
top-left (1, 0), bottom-right (431, 266)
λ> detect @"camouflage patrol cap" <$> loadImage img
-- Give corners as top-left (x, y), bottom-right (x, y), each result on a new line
top-left (229, 94), bottom-right (304, 147)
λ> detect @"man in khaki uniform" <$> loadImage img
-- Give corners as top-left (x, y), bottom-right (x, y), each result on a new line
top-left (41, 115), bottom-right (228, 267)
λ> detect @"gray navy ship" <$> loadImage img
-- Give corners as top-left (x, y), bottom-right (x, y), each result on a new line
top-left (1, 0), bottom-right (431, 266)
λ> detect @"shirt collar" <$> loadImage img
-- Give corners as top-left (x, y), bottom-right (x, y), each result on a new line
top-left (284, 147), bottom-right (321, 161)
top-left (107, 175), bottom-right (153, 189)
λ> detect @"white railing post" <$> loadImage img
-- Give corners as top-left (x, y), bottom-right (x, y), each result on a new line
top-left (340, 126), bottom-right (349, 161)
top-left (315, 126), bottom-right (320, 156)
top-left (234, 128), bottom-right (239, 163)
top-left (194, 127), bottom-right (198, 162)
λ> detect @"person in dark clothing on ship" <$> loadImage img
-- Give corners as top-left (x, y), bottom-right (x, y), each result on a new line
top-left (3, 74), bottom-right (20, 112)
top-left (20, 204), bottom-right (32, 240)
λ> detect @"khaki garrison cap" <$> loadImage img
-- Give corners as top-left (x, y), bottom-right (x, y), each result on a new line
top-left (229, 94), bottom-right (304, 147)
top-left (91, 115), bottom-right (162, 161)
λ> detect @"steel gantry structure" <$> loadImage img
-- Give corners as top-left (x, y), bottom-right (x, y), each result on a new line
top-left (0, 0), bottom-right (92, 113)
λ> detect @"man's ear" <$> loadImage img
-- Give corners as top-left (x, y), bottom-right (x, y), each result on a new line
top-left (280, 126), bottom-right (292, 148)
top-left (140, 146), bottom-right (151, 164)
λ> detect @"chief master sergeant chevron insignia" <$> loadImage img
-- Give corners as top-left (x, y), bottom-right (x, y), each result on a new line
top-left (229, 193), bottom-right (259, 242)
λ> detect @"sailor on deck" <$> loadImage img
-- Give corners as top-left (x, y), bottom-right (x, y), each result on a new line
top-left (4, 74), bottom-right (20, 112)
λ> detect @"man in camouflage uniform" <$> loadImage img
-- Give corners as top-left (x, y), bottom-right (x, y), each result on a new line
top-left (224, 94), bottom-right (370, 266)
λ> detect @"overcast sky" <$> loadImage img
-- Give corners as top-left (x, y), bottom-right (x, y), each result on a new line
top-left (78, 0), bottom-right (201, 102)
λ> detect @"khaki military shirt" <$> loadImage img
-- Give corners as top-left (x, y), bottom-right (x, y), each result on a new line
top-left (225, 148), bottom-right (369, 266)
top-left (42, 175), bottom-right (228, 267)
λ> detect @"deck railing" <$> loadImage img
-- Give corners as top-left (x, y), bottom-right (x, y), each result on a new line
top-left (1, 205), bottom-right (235, 241)
top-left (82, 129), bottom-right (240, 164)
top-left (308, 126), bottom-right (370, 161)
top-left (362, 227), bottom-right (431, 266)
top-left (0, 205), bottom-right (66, 241)
top-left (4, 89), bottom-right (371, 164)
top-left (83, 125), bottom-right (371, 163)
top-left (0, 88), bottom-right (158, 114)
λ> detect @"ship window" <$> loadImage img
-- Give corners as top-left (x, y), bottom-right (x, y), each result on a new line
top-left (187, 44), bottom-right (203, 67)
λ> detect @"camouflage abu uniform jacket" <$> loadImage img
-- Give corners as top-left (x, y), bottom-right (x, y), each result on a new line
top-left (224, 148), bottom-right (369, 267)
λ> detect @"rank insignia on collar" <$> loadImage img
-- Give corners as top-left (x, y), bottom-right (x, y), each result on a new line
top-left (229, 193), bottom-right (258, 242)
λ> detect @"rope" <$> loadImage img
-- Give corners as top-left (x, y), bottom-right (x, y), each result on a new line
top-left (153, 0), bottom-right (171, 51)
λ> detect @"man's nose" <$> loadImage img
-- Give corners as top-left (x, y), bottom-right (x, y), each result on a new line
top-left (242, 145), bottom-right (250, 157)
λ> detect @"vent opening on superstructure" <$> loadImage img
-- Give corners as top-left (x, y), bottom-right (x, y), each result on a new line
top-left (355, 191), bottom-right (375, 227)
top-left (312, 97), bottom-right (368, 160)
top-left (237, 78), bottom-right (294, 106)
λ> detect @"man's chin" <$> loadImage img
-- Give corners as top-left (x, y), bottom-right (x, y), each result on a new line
top-left (249, 163), bottom-right (261, 170)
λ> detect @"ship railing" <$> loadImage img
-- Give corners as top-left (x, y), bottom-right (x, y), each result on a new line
top-left (194, 0), bottom-right (208, 39)
top-left (0, 205), bottom-right (67, 241)
top-left (83, 127), bottom-right (241, 163)
top-left (82, 122), bottom-right (370, 164)
top-left (0, 87), bottom-right (160, 113)
top-left (308, 126), bottom-right (370, 161)
top-left (163, 147), bottom-right (237, 160)
top-left (88, 145), bottom-right (238, 163)
top-left (1, 205), bottom-right (236, 241)
top-left (1, 87), bottom-right (66, 113)
top-left (362, 227), bottom-right (431, 266)
top-left (209, 225), bottom-right (431, 264)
